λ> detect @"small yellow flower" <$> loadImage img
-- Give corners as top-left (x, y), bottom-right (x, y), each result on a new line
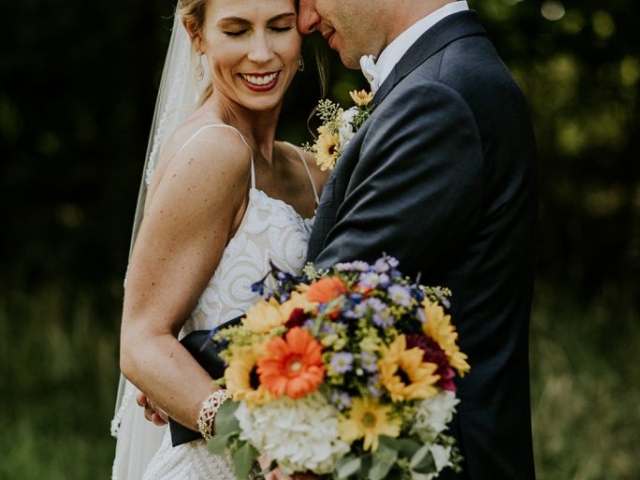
top-left (314, 125), bottom-right (340, 171)
top-left (349, 90), bottom-right (374, 107)
top-left (338, 397), bottom-right (401, 451)
top-left (379, 334), bottom-right (440, 402)
top-left (225, 344), bottom-right (272, 406)
top-left (242, 297), bottom-right (287, 334)
top-left (422, 299), bottom-right (470, 376)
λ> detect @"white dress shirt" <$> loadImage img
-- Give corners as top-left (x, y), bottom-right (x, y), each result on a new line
top-left (360, 1), bottom-right (469, 92)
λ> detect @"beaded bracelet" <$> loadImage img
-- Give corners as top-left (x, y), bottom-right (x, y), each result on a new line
top-left (197, 389), bottom-right (231, 441)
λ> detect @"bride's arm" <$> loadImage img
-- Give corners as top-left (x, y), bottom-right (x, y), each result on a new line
top-left (120, 127), bottom-right (251, 431)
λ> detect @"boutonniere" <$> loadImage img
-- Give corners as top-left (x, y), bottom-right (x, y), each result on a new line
top-left (304, 90), bottom-right (374, 171)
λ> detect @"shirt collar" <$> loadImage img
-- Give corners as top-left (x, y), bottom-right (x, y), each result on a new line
top-left (362, 1), bottom-right (469, 91)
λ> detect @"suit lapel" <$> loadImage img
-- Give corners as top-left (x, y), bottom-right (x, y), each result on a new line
top-left (308, 11), bottom-right (487, 261)
top-left (373, 10), bottom-right (486, 107)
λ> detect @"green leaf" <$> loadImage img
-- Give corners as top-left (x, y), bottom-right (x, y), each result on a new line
top-left (207, 430), bottom-right (236, 454)
top-left (369, 438), bottom-right (399, 480)
top-left (232, 442), bottom-right (260, 480)
top-left (214, 400), bottom-right (240, 436)
top-left (334, 455), bottom-right (362, 479)
top-left (208, 400), bottom-right (241, 454)
top-left (409, 444), bottom-right (435, 474)
top-left (396, 438), bottom-right (422, 459)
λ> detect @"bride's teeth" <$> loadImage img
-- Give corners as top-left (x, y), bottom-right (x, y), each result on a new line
top-left (242, 73), bottom-right (278, 86)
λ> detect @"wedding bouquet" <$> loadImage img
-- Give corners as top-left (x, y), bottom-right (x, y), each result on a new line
top-left (208, 256), bottom-right (470, 480)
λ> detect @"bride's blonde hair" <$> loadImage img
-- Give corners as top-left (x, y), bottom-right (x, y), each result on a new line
top-left (177, 0), bottom-right (213, 103)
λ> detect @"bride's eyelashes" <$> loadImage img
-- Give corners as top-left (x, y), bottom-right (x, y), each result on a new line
top-left (220, 24), bottom-right (294, 37)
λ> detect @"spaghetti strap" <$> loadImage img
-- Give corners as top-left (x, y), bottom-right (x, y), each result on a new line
top-left (176, 123), bottom-right (256, 189)
top-left (284, 142), bottom-right (320, 205)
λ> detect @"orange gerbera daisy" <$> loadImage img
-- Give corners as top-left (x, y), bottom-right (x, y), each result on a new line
top-left (306, 276), bottom-right (347, 303)
top-left (257, 327), bottom-right (325, 399)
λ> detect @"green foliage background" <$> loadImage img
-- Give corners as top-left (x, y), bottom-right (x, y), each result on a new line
top-left (1, 1), bottom-right (638, 479)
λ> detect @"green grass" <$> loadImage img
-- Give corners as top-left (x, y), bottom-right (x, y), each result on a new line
top-left (1, 282), bottom-right (638, 480)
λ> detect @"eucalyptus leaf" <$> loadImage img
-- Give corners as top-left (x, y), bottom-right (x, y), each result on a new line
top-left (334, 455), bottom-right (362, 479)
top-left (369, 440), bottom-right (398, 480)
top-left (409, 444), bottom-right (435, 474)
top-left (396, 438), bottom-right (422, 459)
top-left (207, 430), bottom-right (236, 454)
top-left (214, 400), bottom-right (240, 436)
top-left (232, 442), bottom-right (260, 480)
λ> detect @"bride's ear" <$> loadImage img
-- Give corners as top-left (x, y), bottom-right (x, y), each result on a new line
top-left (182, 18), bottom-right (203, 52)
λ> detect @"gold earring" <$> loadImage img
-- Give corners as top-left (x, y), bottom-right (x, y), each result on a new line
top-left (298, 56), bottom-right (305, 72)
top-left (196, 53), bottom-right (204, 81)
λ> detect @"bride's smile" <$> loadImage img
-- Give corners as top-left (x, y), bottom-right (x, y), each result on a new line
top-left (239, 71), bottom-right (281, 91)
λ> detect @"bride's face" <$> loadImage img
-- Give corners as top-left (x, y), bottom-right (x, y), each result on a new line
top-left (197, 0), bottom-right (302, 112)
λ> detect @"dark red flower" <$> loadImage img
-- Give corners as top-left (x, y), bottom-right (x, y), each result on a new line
top-left (285, 308), bottom-right (309, 329)
top-left (406, 333), bottom-right (457, 392)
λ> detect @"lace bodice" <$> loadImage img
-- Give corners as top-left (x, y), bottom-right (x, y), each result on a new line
top-left (140, 188), bottom-right (312, 480)
top-left (111, 124), bottom-right (318, 480)
top-left (183, 187), bottom-right (313, 334)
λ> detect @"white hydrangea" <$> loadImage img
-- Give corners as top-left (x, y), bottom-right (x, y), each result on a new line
top-left (413, 390), bottom-right (459, 441)
top-left (338, 107), bottom-right (358, 147)
top-left (235, 392), bottom-right (350, 475)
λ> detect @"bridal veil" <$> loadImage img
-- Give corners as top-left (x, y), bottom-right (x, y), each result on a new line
top-left (110, 7), bottom-right (210, 480)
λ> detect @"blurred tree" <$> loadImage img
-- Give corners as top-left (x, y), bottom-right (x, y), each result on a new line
top-left (1, 0), bottom-right (638, 307)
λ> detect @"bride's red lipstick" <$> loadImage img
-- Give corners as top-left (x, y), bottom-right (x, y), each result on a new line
top-left (240, 71), bottom-right (280, 92)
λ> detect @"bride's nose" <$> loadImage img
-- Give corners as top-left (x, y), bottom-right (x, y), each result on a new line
top-left (247, 34), bottom-right (275, 64)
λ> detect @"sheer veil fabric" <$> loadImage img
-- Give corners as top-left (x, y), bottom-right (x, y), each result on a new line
top-left (111, 10), bottom-right (210, 480)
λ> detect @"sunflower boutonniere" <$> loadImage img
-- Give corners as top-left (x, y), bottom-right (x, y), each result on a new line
top-left (303, 90), bottom-right (374, 171)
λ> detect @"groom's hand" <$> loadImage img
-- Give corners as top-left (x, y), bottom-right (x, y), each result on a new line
top-left (137, 392), bottom-right (169, 426)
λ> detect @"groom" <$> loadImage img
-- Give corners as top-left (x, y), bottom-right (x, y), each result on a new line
top-left (298, 0), bottom-right (537, 479)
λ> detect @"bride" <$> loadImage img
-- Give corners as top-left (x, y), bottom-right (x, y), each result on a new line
top-left (110, 0), bottom-right (327, 478)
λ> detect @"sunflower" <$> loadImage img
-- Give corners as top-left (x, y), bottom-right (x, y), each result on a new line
top-left (421, 299), bottom-right (470, 376)
top-left (242, 297), bottom-right (288, 334)
top-left (314, 125), bottom-right (340, 171)
top-left (257, 327), bottom-right (326, 399)
top-left (379, 334), bottom-right (440, 402)
top-left (338, 397), bottom-right (402, 451)
top-left (225, 344), bottom-right (271, 406)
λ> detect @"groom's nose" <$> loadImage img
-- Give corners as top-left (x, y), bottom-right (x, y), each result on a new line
top-left (297, 0), bottom-right (321, 34)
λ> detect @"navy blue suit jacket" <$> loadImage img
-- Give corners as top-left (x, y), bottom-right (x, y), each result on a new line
top-left (307, 11), bottom-right (537, 480)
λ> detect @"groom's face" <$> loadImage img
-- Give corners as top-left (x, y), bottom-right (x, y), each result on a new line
top-left (298, 0), bottom-right (387, 69)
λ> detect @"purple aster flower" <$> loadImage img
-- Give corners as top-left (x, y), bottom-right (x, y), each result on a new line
top-left (360, 350), bottom-right (378, 373)
top-left (359, 271), bottom-right (382, 288)
top-left (388, 284), bottom-right (412, 307)
top-left (330, 352), bottom-right (354, 374)
top-left (343, 301), bottom-right (367, 319)
top-left (367, 297), bottom-right (394, 328)
top-left (367, 374), bottom-right (383, 398)
top-left (330, 391), bottom-right (352, 411)
top-left (335, 261), bottom-right (371, 272)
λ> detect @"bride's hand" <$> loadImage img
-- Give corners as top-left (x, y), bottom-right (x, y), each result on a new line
top-left (136, 392), bottom-right (169, 426)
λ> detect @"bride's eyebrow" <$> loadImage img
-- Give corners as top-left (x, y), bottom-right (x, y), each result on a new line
top-left (217, 12), bottom-right (296, 26)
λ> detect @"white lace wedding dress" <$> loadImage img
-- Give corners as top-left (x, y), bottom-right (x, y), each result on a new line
top-left (111, 127), bottom-right (317, 480)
